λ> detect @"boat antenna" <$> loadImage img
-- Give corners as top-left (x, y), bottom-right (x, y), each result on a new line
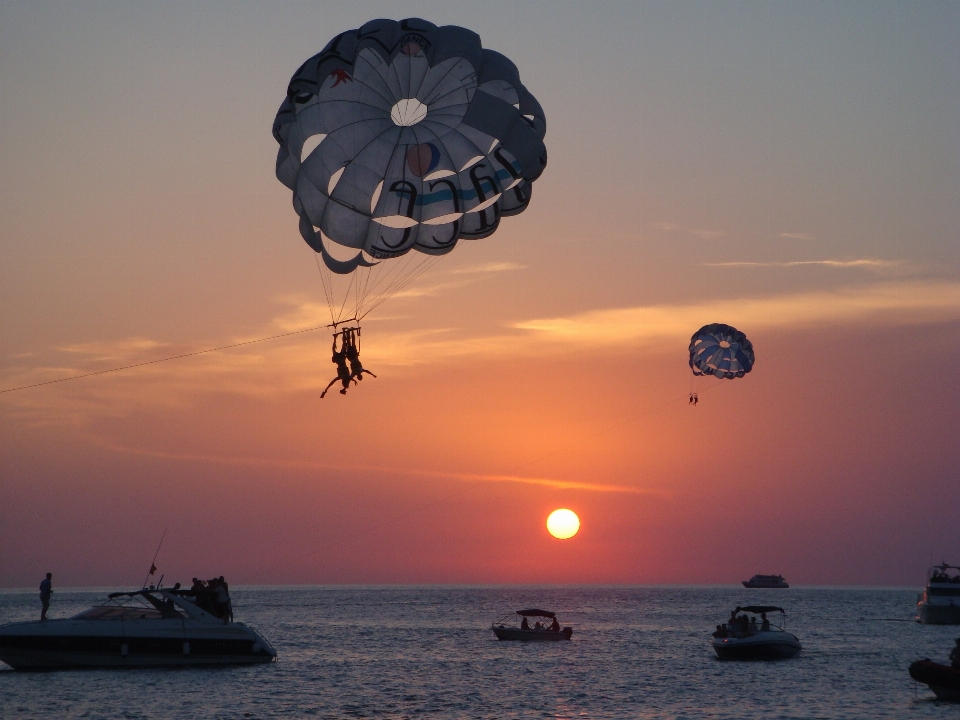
top-left (141, 528), bottom-right (167, 589)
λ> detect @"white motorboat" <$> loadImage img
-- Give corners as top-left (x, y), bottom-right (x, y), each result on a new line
top-left (742, 574), bottom-right (789, 589)
top-left (0, 587), bottom-right (277, 669)
top-left (917, 563), bottom-right (960, 625)
top-left (492, 609), bottom-right (572, 641)
top-left (711, 605), bottom-right (801, 660)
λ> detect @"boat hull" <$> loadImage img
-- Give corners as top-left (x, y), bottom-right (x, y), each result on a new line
top-left (712, 632), bottom-right (801, 661)
top-left (910, 660), bottom-right (960, 701)
top-left (492, 626), bottom-right (571, 641)
top-left (0, 619), bottom-right (276, 670)
top-left (917, 602), bottom-right (960, 625)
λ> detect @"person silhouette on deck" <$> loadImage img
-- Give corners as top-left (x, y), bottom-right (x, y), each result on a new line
top-left (343, 328), bottom-right (376, 384)
top-left (39, 573), bottom-right (52, 621)
top-left (321, 333), bottom-right (355, 398)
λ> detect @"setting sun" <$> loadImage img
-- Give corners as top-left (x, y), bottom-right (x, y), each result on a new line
top-left (546, 509), bottom-right (580, 539)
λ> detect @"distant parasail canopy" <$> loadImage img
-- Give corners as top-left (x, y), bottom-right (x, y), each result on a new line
top-left (688, 323), bottom-right (755, 379)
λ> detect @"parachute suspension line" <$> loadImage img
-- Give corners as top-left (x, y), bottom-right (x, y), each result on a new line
top-left (312, 251), bottom-right (337, 327)
top-left (370, 252), bottom-right (437, 309)
top-left (366, 255), bottom-right (441, 317)
top-left (356, 250), bottom-right (419, 314)
top-left (360, 254), bottom-right (441, 321)
top-left (334, 271), bottom-right (357, 327)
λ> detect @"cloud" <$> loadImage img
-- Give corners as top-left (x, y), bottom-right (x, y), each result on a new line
top-left (452, 261), bottom-right (526, 274)
top-left (704, 259), bottom-right (901, 270)
top-left (89, 436), bottom-right (654, 495)
top-left (6, 281), bottom-right (959, 417)
top-left (779, 232), bottom-right (816, 240)
top-left (653, 221), bottom-right (726, 240)
top-left (514, 281), bottom-right (960, 346)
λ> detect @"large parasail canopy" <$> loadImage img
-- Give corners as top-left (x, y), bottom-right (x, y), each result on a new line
top-left (273, 18), bottom-right (547, 323)
top-left (688, 323), bottom-right (755, 379)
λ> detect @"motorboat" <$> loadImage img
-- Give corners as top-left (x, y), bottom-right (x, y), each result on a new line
top-left (742, 574), bottom-right (789, 589)
top-left (910, 655), bottom-right (960, 701)
top-left (917, 563), bottom-right (960, 625)
top-left (711, 605), bottom-right (801, 660)
top-left (0, 586), bottom-right (277, 669)
top-left (492, 609), bottom-right (572, 641)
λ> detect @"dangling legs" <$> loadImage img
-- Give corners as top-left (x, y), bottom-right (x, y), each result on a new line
top-left (320, 377), bottom-right (339, 398)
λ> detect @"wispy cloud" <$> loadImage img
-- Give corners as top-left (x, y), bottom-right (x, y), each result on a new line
top-left (89, 436), bottom-right (653, 495)
top-left (452, 261), bottom-right (526, 274)
top-left (515, 281), bottom-right (960, 345)
top-left (6, 282), bottom-right (959, 417)
top-left (779, 232), bottom-right (816, 240)
top-left (704, 259), bottom-right (900, 269)
top-left (653, 221), bottom-right (726, 240)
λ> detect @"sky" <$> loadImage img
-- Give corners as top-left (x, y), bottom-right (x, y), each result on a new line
top-left (1, 0), bottom-right (958, 588)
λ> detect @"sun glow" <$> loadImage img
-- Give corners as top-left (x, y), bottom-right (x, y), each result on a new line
top-left (546, 509), bottom-right (580, 539)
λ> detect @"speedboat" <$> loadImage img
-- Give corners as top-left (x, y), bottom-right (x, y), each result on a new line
top-left (917, 563), bottom-right (960, 625)
top-left (910, 657), bottom-right (960, 701)
top-left (742, 574), bottom-right (789, 589)
top-left (0, 586), bottom-right (277, 669)
top-left (711, 605), bottom-right (801, 660)
top-left (492, 609), bottom-right (572, 641)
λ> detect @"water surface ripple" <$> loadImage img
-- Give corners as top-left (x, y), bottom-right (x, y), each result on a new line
top-left (1, 586), bottom-right (956, 719)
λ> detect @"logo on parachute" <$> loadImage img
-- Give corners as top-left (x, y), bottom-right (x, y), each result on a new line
top-left (328, 69), bottom-right (353, 87)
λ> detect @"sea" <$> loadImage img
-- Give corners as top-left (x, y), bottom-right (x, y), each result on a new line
top-left (0, 585), bottom-right (957, 719)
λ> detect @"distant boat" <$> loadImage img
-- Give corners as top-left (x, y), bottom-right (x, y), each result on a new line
top-left (711, 605), bottom-right (801, 660)
top-left (491, 609), bottom-right (572, 641)
top-left (742, 574), bottom-right (789, 589)
top-left (916, 563), bottom-right (960, 625)
top-left (0, 586), bottom-right (276, 669)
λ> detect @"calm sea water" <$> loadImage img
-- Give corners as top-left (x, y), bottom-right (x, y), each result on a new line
top-left (0, 586), bottom-right (957, 719)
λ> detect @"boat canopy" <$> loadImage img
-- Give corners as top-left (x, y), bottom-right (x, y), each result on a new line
top-left (516, 608), bottom-right (556, 618)
top-left (734, 605), bottom-right (784, 614)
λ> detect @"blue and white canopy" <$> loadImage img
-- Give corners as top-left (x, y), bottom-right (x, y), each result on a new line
top-left (273, 18), bottom-right (547, 275)
top-left (688, 323), bottom-right (755, 379)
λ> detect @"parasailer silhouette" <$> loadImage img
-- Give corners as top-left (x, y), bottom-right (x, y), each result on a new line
top-left (343, 328), bottom-right (376, 383)
top-left (320, 333), bottom-right (355, 398)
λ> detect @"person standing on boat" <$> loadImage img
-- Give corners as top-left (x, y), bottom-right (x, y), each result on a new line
top-left (760, 612), bottom-right (770, 631)
top-left (521, 616), bottom-right (529, 630)
top-left (950, 638), bottom-right (960, 668)
top-left (39, 573), bottom-right (52, 620)
top-left (550, 617), bottom-right (560, 632)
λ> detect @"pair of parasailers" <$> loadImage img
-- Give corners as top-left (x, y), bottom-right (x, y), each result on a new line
top-left (321, 327), bottom-right (376, 398)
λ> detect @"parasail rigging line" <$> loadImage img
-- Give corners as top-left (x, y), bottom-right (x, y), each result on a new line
top-left (141, 528), bottom-right (167, 590)
top-left (0, 323), bottom-right (344, 395)
top-left (360, 255), bottom-right (441, 321)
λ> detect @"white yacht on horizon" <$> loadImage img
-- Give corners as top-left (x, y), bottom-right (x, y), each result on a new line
top-left (917, 563), bottom-right (960, 625)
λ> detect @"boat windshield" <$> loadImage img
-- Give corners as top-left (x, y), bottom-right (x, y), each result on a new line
top-left (69, 590), bottom-right (187, 620)
top-left (70, 606), bottom-right (172, 620)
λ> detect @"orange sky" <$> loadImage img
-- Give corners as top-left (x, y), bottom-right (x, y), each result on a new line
top-left (1, 1), bottom-right (959, 587)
